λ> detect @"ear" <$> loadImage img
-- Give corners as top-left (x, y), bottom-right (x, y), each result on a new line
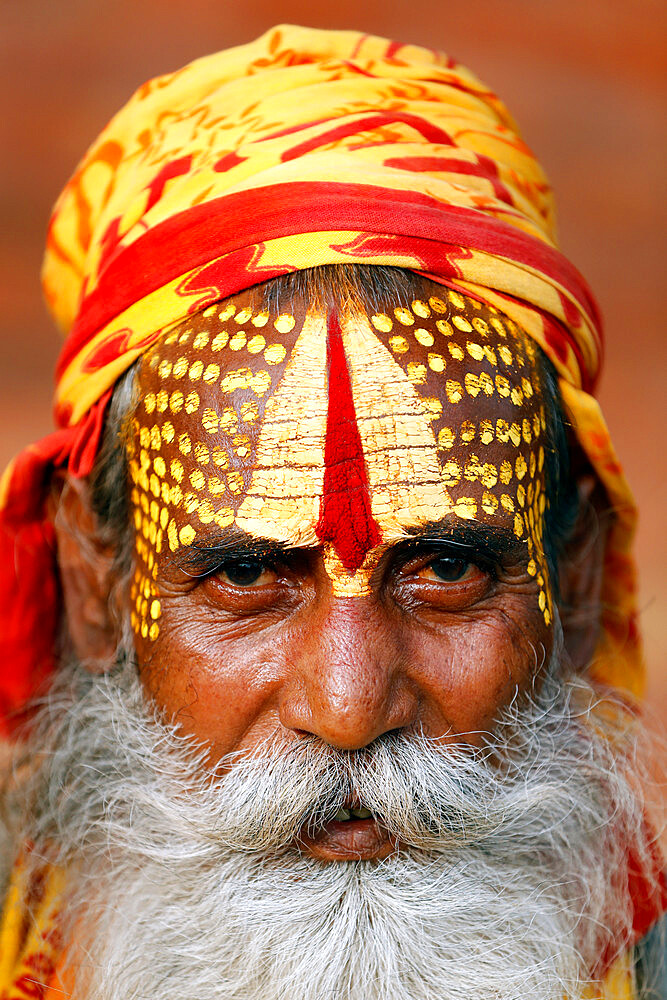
top-left (49, 474), bottom-right (121, 672)
top-left (557, 473), bottom-right (611, 672)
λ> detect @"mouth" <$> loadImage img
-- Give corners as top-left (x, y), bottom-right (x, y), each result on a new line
top-left (297, 802), bottom-right (398, 862)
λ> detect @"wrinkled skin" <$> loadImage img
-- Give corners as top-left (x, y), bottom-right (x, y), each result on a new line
top-left (58, 281), bottom-right (604, 861)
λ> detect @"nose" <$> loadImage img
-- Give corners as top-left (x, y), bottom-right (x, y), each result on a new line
top-left (279, 597), bottom-right (418, 750)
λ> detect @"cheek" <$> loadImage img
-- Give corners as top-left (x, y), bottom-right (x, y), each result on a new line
top-left (134, 607), bottom-right (286, 757)
top-left (405, 609), bottom-right (552, 739)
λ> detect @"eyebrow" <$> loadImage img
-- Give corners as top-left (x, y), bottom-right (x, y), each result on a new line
top-left (169, 529), bottom-right (290, 578)
top-left (401, 519), bottom-right (526, 565)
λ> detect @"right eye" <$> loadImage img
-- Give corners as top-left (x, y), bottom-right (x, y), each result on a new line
top-left (218, 560), bottom-right (277, 587)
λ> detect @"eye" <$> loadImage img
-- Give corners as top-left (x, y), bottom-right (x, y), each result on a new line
top-left (218, 559), bottom-right (277, 587)
top-left (416, 556), bottom-right (477, 583)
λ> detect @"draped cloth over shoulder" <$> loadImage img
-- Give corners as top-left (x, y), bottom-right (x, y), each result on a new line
top-left (0, 26), bottom-right (641, 729)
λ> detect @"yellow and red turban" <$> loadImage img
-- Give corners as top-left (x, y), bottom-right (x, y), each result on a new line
top-left (0, 24), bottom-right (641, 721)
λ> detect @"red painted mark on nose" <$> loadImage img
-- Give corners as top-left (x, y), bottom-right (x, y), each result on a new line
top-left (316, 312), bottom-right (380, 571)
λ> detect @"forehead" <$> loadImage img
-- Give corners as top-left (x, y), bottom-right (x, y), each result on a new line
top-left (128, 287), bottom-right (551, 631)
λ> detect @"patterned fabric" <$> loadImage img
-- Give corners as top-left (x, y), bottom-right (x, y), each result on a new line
top-left (0, 23), bottom-right (661, 987)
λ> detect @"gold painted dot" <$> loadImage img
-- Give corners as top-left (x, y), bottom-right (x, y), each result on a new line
top-left (218, 303), bottom-right (236, 321)
top-left (427, 352), bottom-right (445, 372)
top-left (144, 393), bottom-right (156, 414)
top-left (406, 362), bottom-right (427, 385)
top-left (472, 318), bottom-right (489, 336)
top-left (212, 447), bottom-right (229, 468)
top-left (436, 319), bottom-right (453, 336)
top-left (211, 331), bottom-right (229, 351)
top-left (498, 345), bottom-right (513, 365)
top-left (438, 427), bottom-right (455, 449)
top-left (179, 525), bottom-right (196, 546)
top-left (412, 299), bottom-right (430, 318)
top-left (442, 460), bottom-right (462, 485)
top-left (203, 363), bottom-right (221, 384)
top-left (247, 334), bottom-right (266, 354)
top-left (173, 357), bottom-right (188, 379)
top-left (371, 313), bottom-right (393, 332)
top-left (445, 380), bottom-right (462, 403)
top-left (499, 461), bottom-right (513, 485)
top-left (197, 500), bottom-right (215, 524)
top-left (250, 371), bottom-right (272, 396)
top-left (150, 500), bottom-right (159, 523)
top-left (510, 386), bottom-right (524, 406)
top-left (460, 420), bottom-right (476, 443)
top-left (170, 390), bottom-right (184, 413)
top-left (388, 335), bottom-right (409, 354)
top-left (501, 493), bottom-right (515, 512)
top-left (235, 307), bottom-right (252, 325)
top-left (202, 408), bottom-right (219, 434)
top-left (208, 476), bottom-right (226, 497)
top-left (496, 419), bottom-right (509, 443)
top-left (158, 359), bottom-right (172, 379)
top-left (252, 311), bottom-right (269, 328)
top-left (522, 418), bottom-right (532, 444)
top-left (241, 400), bottom-right (259, 423)
top-left (156, 390), bottom-right (169, 412)
top-left (160, 507), bottom-right (169, 530)
top-left (517, 484), bottom-right (526, 507)
top-left (227, 471), bottom-right (244, 494)
top-left (219, 408), bottom-right (239, 434)
top-left (265, 344), bottom-right (287, 365)
top-left (466, 342), bottom-right (485, 362)
top-left (178, 433), bottom-right (192, 455)
top-left (169, 484), bottom-right (182, 507)
top-left (202, 306), bottom-right (217, 318)
top-left (448, 290), bottom-right (465, 309)
top-left (229, 332), bottom-right (247, 351)
top-left (527, 559), bottom-right (537, 576)
top-left (189, 360), bottom-right (204, 381)
top-left (530, 452), bottom-right (537, 478)
top-left (150, 425), bottom-right (161, 450)
top-left (154, 456), bottom-right (166, 478)
top-left (480, 419), bottom-right (494, 445)
top-left (452, 315), bottom-right (472, 332)
top-left (509, 423), bottom-right (521, 447)
top-left (394, 307), bottom-right (414, 326)
top-left (413, 327), bottom-right (433, 347)
top-left (453, 497), bottom-right (477, 519)
top-left (490, 317), bottom-right (507, 337)
top-left (422, 397), bottom-right (442, 420)
top-left (274, 313), bottom-right (296, 334)
top-left (495, 375), bottom-right (511, 397)
top-left (483, 345), bottom-right (497, 365)
top-left (538, 591), bottom-right (546, 612)
top-left (448, 343), bottom-right (464, 361)
top-left (522, 377), bottom-right (534, 398)
top-left (139, 426), bottom-right (150, 449)
top-left (464, 372), bottom-right (482, 397)
top-left (481, 464), bottom-right (498, 489)
top-left (221, 367), bottom-right (252, 392)
top-left (150, 599), bottom-right (161, 620)
top-left (149, 622), bottom-right (159, 641)
top-left (140, 621), bottom-right (148, 639)
top-left (214, 508), bottom-right (235, 529)
top-left (162, 421), bottom-right (175, 444)
top-left (514, 513), bottom-right (523, 537)
top-left (185, 391), bottom-right (200, 414)
top-left (194, 443), bottom-right (210, 465)
top-left (193, 331), bottom-right (210, 349)
top-left (183, 492), bottom-right (198, 514)
top-left (538, 446), bottom-right (545, 472)
top-left (482, 491), bottom-right (498, 514)
top-left (429, 296), bottom-right (447, 313)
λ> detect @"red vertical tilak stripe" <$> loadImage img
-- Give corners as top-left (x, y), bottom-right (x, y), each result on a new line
top-left (316, 312), bottom-right (380, 571)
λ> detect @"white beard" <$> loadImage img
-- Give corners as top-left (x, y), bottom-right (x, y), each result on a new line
top-left (6, 638), bottom-right (654, 1000)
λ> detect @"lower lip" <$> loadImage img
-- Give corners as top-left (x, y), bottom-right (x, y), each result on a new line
top-left (298, 818), bottom-right (397, 861)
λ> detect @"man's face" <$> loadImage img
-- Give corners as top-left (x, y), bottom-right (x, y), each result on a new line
top-left (127, 283), bottom-right (553, 860)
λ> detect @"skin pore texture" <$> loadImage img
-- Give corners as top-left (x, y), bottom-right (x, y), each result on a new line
top-left (126, 282), bottom-right (557, 862)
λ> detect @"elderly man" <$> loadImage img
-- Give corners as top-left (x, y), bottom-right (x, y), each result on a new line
top-left (0, 25), bottom-right (664, 1000)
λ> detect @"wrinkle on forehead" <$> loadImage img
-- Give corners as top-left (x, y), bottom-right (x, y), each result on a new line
top-left (127, 287), bottom-right (552, 641)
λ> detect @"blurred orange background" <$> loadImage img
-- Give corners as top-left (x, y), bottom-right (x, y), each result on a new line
top-left (2, 0), bottom-right (665, 717)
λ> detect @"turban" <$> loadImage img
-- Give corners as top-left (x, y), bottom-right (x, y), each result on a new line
top-left (0, 24), bottom-right (641, 731)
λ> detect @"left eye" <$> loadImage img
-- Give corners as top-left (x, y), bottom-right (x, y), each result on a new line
top-left (218, 560), bottom-right (276, 587)
top-left (417, 557), bottom-right (475, 583)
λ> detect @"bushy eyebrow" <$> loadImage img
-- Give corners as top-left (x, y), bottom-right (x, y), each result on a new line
top-left (403, 519), bottom-right (526, 565)
top-left (169, 530), bottom-right (290, 578)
